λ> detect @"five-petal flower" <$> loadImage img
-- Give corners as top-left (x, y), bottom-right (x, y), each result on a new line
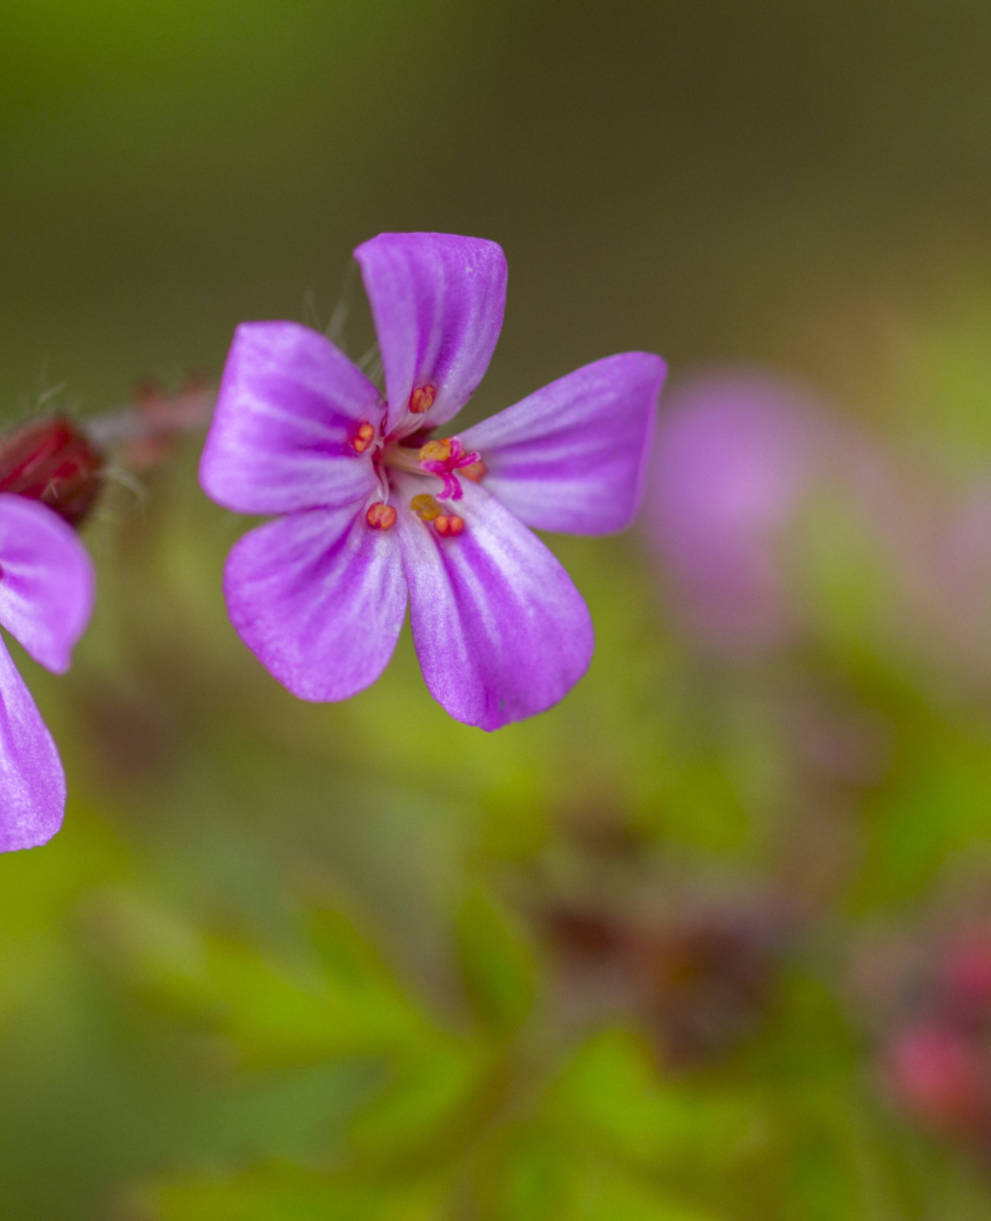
top-left (200, 232), bottom-right (666, 729)
top-left (0, 493), bottom-right (94, 851)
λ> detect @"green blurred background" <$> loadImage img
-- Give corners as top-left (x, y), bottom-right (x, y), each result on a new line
top-left (6, 2), bottom-right (991, 1217)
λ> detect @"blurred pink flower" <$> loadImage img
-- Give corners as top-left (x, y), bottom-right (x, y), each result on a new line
top-left (856, 908), bottom-right (991, 1154)
top-left (887, 1022), bottom-right (989, 1133)
top-left (642, 369), bottom-right (976, 670)
top-left (644, 371), bottom-right (834, 651)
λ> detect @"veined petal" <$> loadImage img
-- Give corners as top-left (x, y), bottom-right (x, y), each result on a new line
top-left (200, 322), bottom-right (382, 514)
top-left (460, 353), bottom-right (666, 535)
top-left (0, 494), bottom-right (94, 674)
top-left (355, 233), bottom-right (506, 430)
top-left (396, 480), bottom-right (593, 730)
top-left (223, 504), bottom-right (406, 702)
top-left (0, 635), bottom-right (64, 852)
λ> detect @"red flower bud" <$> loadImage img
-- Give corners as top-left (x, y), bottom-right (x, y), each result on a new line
top-left (0, 416), bottom-right (103, 527)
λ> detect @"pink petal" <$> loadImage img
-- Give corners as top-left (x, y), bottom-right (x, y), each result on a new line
top-left (396, 480), bottom-right (593, 730)
top-left (460, 353), bottom-right (666, 535)
top-left (223, 504), bottom-right (407, 702)
top-left (0, 635), bottom-right (64, 852)
top-left (200, 322), bottom-right (382, 514)
top-left (354, 233), bottom-right (507, 430)
top-left (0, 494), bottom-right (94, 674)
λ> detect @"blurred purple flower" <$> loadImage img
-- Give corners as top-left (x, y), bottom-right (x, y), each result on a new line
top-left (0, 494), bottom-right (94, 852)
top-left (645, 367), bottom-right (991, 682)
top-left (200, 232), bottom-right (665, 729)
top-left (645, 372), bottom-right (832, 651)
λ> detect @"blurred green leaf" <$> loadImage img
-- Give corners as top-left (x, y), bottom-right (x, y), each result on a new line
top-left (564, 1163), bottom-right (726, 1221)
top-left (142, 1162), bottom-right (445, 1221)
top-left (853, 720), bottom-right (991, 909)
top-left (545, 1028), bottom-right (764, 1172)
top-left (491, 1121), bottom-right (727, 1221)
top-left (0, 807), bottom-right (132, 1025)
top-left (347, 1035), bottom-right (489, 1163)
top-left (494, 1128), bottom-right (572, 1220)
top-left (98, 891), bottom-right (433, 1064)
top-left (454, 886), bottom-right (540, 1034)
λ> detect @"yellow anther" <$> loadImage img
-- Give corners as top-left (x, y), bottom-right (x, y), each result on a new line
top-left (459, 459), bottom-right (487, 482)
top-left (411, 493), bottom-right (442, 521)
top-left (418, 439), bottom-right (452, 464)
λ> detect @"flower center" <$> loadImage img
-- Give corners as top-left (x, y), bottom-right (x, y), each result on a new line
top-left (351, 417), bottom-right (486, 538)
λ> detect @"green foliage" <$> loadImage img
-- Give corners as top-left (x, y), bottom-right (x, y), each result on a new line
top-left (454, 885), bottom-right (540, 1034)
top-left (545, 1029), bottom-right (760, 1172)
top-left (12, 443), bottom-right (991, 1217)
top-left (144, 1163), bottom-right (447, 1221)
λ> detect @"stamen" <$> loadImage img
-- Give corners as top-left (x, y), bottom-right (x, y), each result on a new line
top-left (409, 385), bottom-right (436, 415)
top-left (366, 501), bottom-right (397, 530)
top-left (411, 493), bottom-right (443, 522)
top-left (459, 459), bottom-right (487, 482)
top-left (352, 421), bottom-right (376, 454)
top-left (433, 513), bottom-right (465, 537)
top-left (418, 439), bottom-right (452, 463)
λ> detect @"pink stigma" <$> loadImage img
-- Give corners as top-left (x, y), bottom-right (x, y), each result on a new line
top-left (418, 437), bottom-right (482, 500)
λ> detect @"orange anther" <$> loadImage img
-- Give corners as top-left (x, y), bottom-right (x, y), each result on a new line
top-left (411, 493), bottom-right (442, 521)
top-left (433, 513), bottom-right (465, 537)
top-left (409, 385), bottom-right (436, 414)
top-left (365, 501), bottom-right (397, 530)
top-left (459, 460), bottom-right (487, 482)
top-left (418, 438), bottom-right (452, 463)
top-left (352, 421), bottom-right (376, 454)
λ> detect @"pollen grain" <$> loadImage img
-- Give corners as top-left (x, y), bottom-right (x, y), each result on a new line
top-left (411, 492), bottom-right (442, 522)
top-left (418, 438), bottom-right (452, 463)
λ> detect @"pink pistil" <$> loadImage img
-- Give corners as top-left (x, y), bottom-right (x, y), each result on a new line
top-left (419, 438), bottom-right (482, 501)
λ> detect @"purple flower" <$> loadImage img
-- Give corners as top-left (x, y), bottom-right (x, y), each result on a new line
top-left (0, 494), bottom-right (94, 851)
top-left (644, 371), bottom-right (834, 652)
top-left (200, 232), bottom-right (665, 729)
